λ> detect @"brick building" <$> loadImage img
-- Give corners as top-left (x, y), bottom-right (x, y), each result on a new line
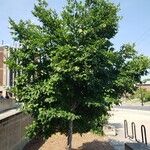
top-left (137, 83), bottom-right (150, 91)
top-left (0, 46), bottom-right (12, 97)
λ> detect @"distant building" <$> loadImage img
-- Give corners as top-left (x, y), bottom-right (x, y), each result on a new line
top-left (0, 46), bottom-right (13, 97)
top-left (137, 81), bottom-right (150, 91)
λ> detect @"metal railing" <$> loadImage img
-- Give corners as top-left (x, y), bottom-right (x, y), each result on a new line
top-left (124, 120), bottom-right (147, 145)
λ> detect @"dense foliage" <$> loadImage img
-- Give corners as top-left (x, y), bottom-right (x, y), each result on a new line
top-left (6, 0), bottom-right (150, 148)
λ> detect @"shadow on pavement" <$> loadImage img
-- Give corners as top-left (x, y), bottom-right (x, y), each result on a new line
top-left (75, 140), bottom-right (115, 150)
top-left (109, 123), bottom-right (123, 128)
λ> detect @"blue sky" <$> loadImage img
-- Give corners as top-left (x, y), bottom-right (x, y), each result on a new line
top-left (0, 0), bottom-right (150, 57)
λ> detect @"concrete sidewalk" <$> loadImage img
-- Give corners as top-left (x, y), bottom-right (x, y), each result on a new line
top-left (108, 108), bottom-right (150, 150)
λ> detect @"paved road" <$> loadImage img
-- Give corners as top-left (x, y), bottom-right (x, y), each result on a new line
top-left (115, 105), bottom-right (150, 111)
top-left (108, 108), bottom-right (150, 150)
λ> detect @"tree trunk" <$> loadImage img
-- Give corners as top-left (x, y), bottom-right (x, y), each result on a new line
top-left (67, 120), bottom-right (73, 150)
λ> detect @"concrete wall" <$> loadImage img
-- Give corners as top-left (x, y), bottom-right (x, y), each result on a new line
top-left (0, 111), bottom-right (32, 150)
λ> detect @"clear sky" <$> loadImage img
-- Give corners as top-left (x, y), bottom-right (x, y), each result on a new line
top-left (0, 0), bottom-right (150, 57)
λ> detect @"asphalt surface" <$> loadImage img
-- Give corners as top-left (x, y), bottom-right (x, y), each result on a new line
top-left (114, 105), bottom-right (150, 111)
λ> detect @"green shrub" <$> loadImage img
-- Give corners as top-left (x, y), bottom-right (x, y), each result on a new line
top-left (144, 91), bottom-right (150, 102)
top-left (133, 88), bottom-right (150, 102)
top-left (91, 114), bottom-right (109, 135)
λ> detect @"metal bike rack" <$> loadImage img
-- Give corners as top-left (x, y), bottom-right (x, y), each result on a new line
top-left (141, 125), bottom-right (147, 145)
top-left (124, 120), bottom-right (147, 145)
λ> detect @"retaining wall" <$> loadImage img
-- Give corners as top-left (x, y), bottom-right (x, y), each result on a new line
top-left (0, 111), bottom-right (32, 150)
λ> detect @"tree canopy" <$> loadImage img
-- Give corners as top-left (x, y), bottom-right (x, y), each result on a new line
top-left (7, 0), bottom-right (150, 149)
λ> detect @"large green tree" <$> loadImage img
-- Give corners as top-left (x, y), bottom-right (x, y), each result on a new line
top-left (7, 0), bottom-right (150, 149)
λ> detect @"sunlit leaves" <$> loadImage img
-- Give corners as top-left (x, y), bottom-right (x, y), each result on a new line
top-left (6, 0), bottom-right (150, 139)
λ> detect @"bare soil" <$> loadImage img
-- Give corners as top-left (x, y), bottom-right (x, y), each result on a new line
top-left (23, 132), bottom-right (114, 150)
